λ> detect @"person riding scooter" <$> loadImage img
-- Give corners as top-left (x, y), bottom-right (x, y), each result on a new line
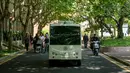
top-left (90, 34), bottom-right (100, 56)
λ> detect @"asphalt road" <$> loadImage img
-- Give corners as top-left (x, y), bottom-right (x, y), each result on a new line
top-left (0, 49), bottom-right (129, 73)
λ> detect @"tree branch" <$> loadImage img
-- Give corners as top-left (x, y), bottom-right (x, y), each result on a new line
top-left (0, 0), bottom-right (3, 15)
top-left (111, 16), bottom-right (118, 25)
top-left (25, 6), bottom-right (30, 25)
top-left (19, 8), bottom-right (24, 26)
top-left (0, 0), bottom-right (4, 14)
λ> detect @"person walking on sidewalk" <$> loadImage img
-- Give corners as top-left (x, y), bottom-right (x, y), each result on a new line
top-left (40, 33), bottom-right (45, 53)
top-left (83, 33), bottom-right (88, 48)
top-left (44, 35), bottom-right (49, 53)
top-left (24, 33), bottom-right (30, 51)
top-left (45, 32), bottom-right (49, 39)
top-left (30, 34), bottom-right (33, 49)
top-left (33, 33), bottom-right (39, 52)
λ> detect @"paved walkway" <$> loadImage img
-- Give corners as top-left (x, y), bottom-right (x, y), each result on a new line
top-left (101, 47), bottom-right (130, 66)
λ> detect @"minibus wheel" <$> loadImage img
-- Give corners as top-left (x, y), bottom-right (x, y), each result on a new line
top-left (77, 60), bottom-right (81, 66)
top-left (49, 60), bottom-right (53, 66)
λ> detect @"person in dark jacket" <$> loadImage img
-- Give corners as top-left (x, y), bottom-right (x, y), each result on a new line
top-left (83, 33), bottom-right (88, 48)
top-left (33, 33), bottom-right (39, 52)
top-left (90, 34), bottom-right (99, 42)
top-left (30, 34), bottom-right (33, 44)
top-left (44, 35), bottom-right (49, 53)
top-left (25, 33), bottom-right (30, 51)
top-left (90, 34), bottom-right (100, 53)
top-left (30, 34), bottom-right (33, 49)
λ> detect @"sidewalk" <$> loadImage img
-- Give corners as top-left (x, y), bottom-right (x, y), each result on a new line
top-left (102, 47), bottom-right (130, 66)
top-left (0, 49), bottom-right (26, 65)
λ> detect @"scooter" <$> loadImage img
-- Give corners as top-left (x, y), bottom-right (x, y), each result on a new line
top-left (36, 44), bottom-right (42, 53)
top-left (35, 39), bottom-right (43, 53)
top-left (92, 41), bottom-right (100, 56)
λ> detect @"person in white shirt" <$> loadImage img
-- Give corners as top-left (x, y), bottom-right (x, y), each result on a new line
top-left (40, 33), bottom-right (45, 42)
top-left (40, 33), bottom-right (45, 52)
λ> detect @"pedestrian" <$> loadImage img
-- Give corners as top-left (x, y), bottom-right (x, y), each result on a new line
top-left (40, 33), bottom-right (45, 52)
top-left (40, 33), bottom-right (45, 42)
top-left (24, 33), bottom-right (30, 51)
top-left (45, 32), bottom-right (49, 39)
top-left (44, 35), bottom-right (49, 53)
top-left (83, 33), bottom-right (88, 48)
top-left (30, 34), bottom-right (33, 49)
top-left (33, 33), bottom-right (39, 52)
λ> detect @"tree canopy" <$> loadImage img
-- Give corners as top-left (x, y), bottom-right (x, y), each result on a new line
top-left (1, 0), bottom-right (130, 50)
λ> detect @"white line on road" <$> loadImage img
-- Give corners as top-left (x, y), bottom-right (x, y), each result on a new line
top-left (100, 53), bottom-right (130, 72)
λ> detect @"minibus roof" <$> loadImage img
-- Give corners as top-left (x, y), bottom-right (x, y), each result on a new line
top-left (50, 24), bottom-right (80, 26)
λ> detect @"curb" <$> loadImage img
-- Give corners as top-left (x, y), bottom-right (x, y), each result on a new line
top-left (0, 49), bottom-right (26, 65)
top-left (103, 53), bottom-right (130, 66)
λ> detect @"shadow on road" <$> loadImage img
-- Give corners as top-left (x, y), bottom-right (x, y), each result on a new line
top-left (0, 49), bottom-right (129, 73)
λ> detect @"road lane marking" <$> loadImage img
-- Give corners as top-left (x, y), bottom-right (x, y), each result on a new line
top-left (100, 53), bottom-right (130, 72)
top-left (0, 50), bottom-right (26, 65)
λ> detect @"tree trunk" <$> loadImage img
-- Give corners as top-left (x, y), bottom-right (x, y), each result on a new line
top-left (102, 23), bottom-right (113, 38)
top-left (97, 16), bottom-right (113, 38)
top-left (117, 17), bottom-right (124, 39)
top-left (8, 20), bottom-right (12, 50)
top-left (22, 25), bottom-right (27, 44)
top-left (31, 23), bottom-right (34, 36)
top-left (0, 20), bottom-right (3, 51)
top-left (30, 18), bottom-right (34, 36)
top-left (90, 30), bottom-right (94, 37)
top-left (100, 25), bottom-right (103, 38)
top-left (38, 24), bottom-right (43, 34)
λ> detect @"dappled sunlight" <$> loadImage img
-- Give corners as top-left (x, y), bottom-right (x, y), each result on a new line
top-left (125, 59), bottom-right (130, 62)
top-left (121, 56), bottom-right (130, 58)
top-left (73, 67), bottom-right (79, 69)
top-left (1, 0), bottom-right (130, 72)
top-left (25, 56), bottom-right (30, 58)
top-left (0, 49), bottom-right (129, 73)
top-left (16, 67), bottom-right (39, 72)
top-left (115, 70), bottom-right (129, 73)
top-left (9, 64), bottom-right (128, 73)
top-left (126, 50), bottom-right (130, 52)
top-left (86, 66), bottom-right (101, 70)
top-left (81, 49), bottom-right (86, 51)
top-left (17, 67), bottom-right (26, 72)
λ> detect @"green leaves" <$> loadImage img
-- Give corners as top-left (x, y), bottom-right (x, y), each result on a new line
top-left (101, 37), bottom-right (130, 47)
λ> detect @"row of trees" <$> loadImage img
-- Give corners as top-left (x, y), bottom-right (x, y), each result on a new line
top-left (0, 0), bottom-right (76, 51)
top-left (0, 0), bottom-right (130, 51)
top-left (76, 0), bottom-right (130, 38)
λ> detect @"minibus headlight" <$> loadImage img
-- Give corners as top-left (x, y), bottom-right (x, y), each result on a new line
top-left (73, 52), bottom-right (76, 54)
top-left (73, 52), bottom-right (76, 55)
top-left (73, 52), bottom-right (78, 55)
